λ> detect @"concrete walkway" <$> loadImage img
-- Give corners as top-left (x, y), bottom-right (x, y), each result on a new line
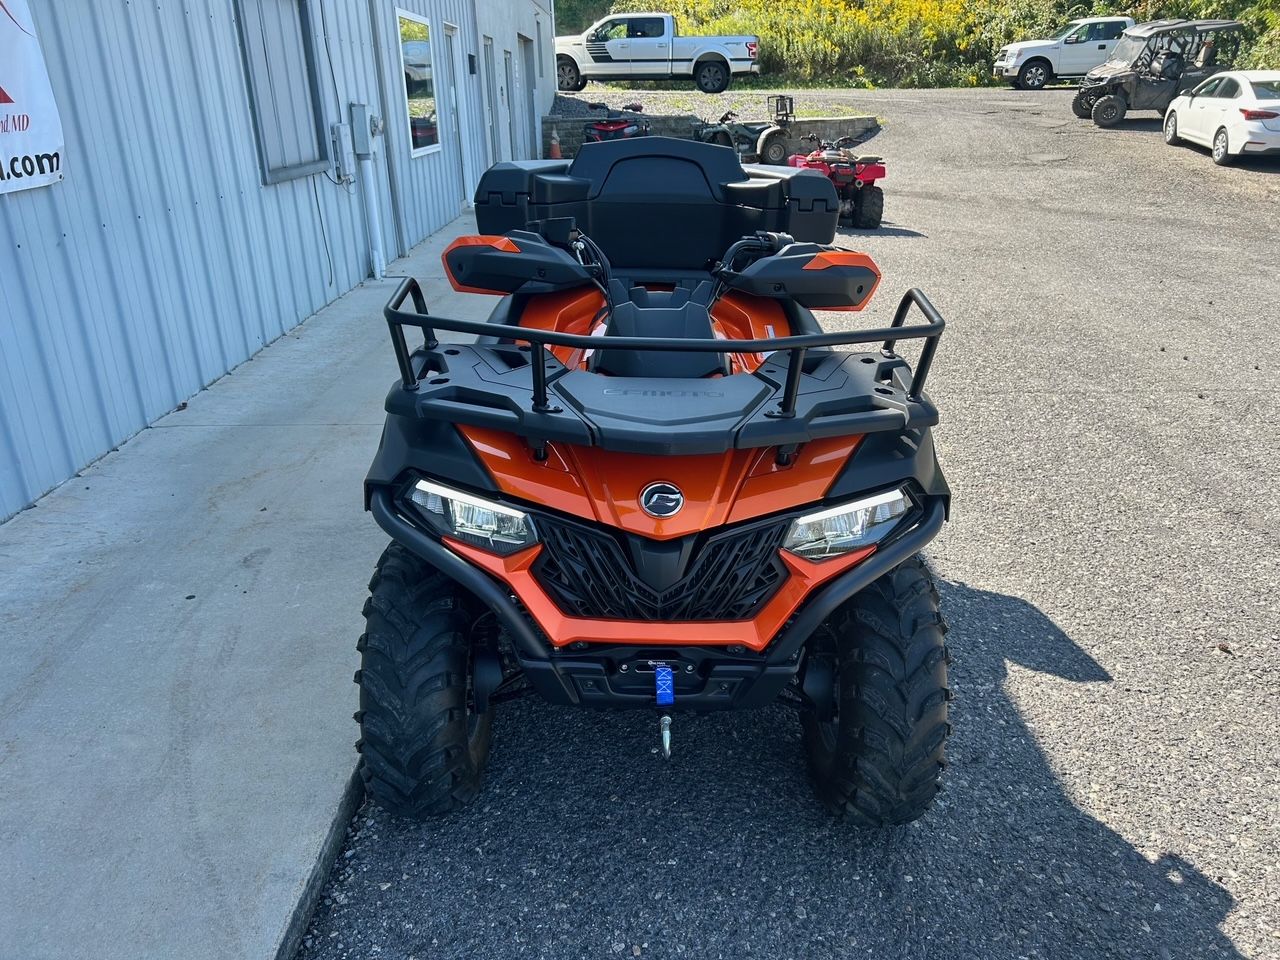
top-left (0, 215), bottom-right (487, 960)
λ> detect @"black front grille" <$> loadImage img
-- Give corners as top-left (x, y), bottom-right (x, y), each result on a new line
top-left (532, 514), bottom-right (791, 621)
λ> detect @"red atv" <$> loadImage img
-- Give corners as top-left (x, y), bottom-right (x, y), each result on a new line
top-left (582, 101), bottom-right (650, 143)
top-left (788, 134), bottom-right (887, 229)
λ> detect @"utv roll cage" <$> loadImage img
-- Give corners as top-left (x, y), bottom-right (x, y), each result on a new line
top-left (1107, 19), bottom-right (1243, 73)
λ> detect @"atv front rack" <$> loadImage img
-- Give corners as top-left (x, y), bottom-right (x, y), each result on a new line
top-left (383, 278), bottom-right (945, 456)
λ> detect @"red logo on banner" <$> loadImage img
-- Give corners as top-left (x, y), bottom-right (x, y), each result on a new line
top-left (0, 86), bottom-right (14, 104)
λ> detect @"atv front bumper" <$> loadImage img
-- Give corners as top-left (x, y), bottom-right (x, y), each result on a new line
top-left (371, 489), bottom-right (945, 712)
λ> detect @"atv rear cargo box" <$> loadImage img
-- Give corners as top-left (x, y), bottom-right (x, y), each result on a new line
top-left (474, 137), bottom-right (839, 269)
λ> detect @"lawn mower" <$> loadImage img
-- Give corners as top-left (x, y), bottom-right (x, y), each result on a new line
top-left (788, 133), bottom-right (887, 229)
top-left (358, 137), bottom-right (951, 826)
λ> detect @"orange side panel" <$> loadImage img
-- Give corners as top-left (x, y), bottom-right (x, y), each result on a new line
top-left (458, 426), bottom-right (861, 540)
top-left (727, 437), bottom-right (862, 524)
top-left (516, 286), bottom-right (607, 369)
top-left (708, 292), bottom-right (792, 374)
top-left (445, 539), bottom-right (875, 651)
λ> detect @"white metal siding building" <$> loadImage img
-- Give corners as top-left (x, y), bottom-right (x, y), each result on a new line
top-left (0, 0), bottom-right (554, 520)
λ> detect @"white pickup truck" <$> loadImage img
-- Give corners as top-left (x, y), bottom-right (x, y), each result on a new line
top-left (556, 12), bottom-right (760, 94)
top-left (994, 16), bottom-right (1135, 89)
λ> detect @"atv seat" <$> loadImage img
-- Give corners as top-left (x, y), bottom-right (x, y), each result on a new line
top-left (474, 137), bottom-right (839, 271)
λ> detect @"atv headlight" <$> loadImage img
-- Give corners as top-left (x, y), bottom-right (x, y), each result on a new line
top-left (406, 479), bottom-right (538, 556)
top-left (783, 487), bottom-right (913, 561)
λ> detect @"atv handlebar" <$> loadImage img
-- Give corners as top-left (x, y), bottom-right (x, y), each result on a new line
top-left (385, 278), bottom-right (944, 416)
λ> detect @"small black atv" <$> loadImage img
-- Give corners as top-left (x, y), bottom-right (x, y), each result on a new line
top-left (1073, 19), bottom-right (1243, 127)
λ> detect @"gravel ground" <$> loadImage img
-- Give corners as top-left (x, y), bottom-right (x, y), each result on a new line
top-left (299, 89), bottom-right (1279, 960)
top-left (550, 89), bottom-right (880, 120)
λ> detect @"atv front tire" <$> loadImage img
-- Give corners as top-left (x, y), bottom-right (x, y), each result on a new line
top-left (851, 185), bottom-right (884, 229)
top-left (1091, 93), bottom-right (1127, 128)
top-left (1071, 90), bottom-right (1095, 119)
top-left (801, 556), bottom-right (950, 826)
top-left (357, 543), bottom-right (493, 818)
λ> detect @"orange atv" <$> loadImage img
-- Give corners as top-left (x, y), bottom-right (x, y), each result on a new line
top-left (359, 138), bottom-right (951, 826)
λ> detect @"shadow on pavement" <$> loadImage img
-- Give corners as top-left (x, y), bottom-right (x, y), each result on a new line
top-left (840, 223), bottom-right (926, 239)
top-left (1111, 117), bottom-right (1165, 133)
top-left (300, 578), bottom-right (1241, 960)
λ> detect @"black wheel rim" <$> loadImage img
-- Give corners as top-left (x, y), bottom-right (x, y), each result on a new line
top-left (699, 64), bottom-right (721, 88)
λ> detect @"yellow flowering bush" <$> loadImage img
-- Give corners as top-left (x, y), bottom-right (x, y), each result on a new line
top-left (595, 0), bottom-right (1278, 86)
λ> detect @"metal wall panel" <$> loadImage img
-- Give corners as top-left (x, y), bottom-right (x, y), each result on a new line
top-left (0, 0), bottom-right (550, 520)
top-left (474, 0), bottom-right (555, 167)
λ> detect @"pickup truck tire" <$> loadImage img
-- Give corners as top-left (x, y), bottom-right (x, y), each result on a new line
top-left (1016, 59), bottom-right (1052, 90)
top-left (851, 186), bottom-right (884, 229)
top-left (1091, 93), bottom-right (1127, 128)
top-left (1071, 90), bottom-right (1095, 118)
top-left (694, 60), bottom-right (730, 94)
top-left (557, 57), bottom-right (585, 92)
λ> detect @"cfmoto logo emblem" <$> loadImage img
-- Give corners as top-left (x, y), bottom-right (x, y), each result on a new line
top-left (640, 482), bottom-right (684, 519)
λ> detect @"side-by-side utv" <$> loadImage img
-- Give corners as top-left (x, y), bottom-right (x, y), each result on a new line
top-left (357, 138), bottom-right (952, 826)
top-left (1073, 19), bottom-right (1244, 127)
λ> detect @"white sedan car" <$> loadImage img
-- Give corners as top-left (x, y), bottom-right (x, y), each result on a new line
top-left (1164, 70), bottom-right (1280, 165)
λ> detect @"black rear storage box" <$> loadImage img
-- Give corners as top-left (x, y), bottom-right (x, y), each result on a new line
top-left (474, 137), bottom-right (839, 270)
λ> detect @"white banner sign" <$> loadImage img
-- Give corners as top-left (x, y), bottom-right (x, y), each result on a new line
top-left (0, 0), bottom-right (64, 194)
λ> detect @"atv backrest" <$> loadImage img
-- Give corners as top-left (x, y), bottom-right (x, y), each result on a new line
top-left (474, 137), bottom-right (839, 270)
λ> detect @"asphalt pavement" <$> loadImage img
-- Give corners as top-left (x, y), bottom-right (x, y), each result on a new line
top-left (297, 88), bottom-right (1279, 960)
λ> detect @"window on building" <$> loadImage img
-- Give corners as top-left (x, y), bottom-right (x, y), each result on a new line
top-left (396, 10), bottom-right (440, 154)
top-left (536, 18), bottom-right (545, 77)
top-left (234, 0), bottom-right (330, 184)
